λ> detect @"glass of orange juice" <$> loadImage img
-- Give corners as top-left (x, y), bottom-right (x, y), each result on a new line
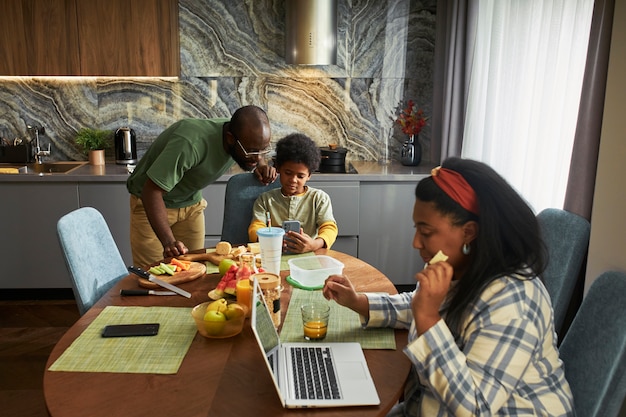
top-left (301, 303), bottom-right (330, 341)
top-left (236, 279), bottom-right (252, 317)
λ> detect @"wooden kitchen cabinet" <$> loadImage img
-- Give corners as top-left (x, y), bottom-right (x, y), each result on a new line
top-left (0, 0), bottom-right (179, 76)
top-left (76, 0), bottom-right (179, 76)
top-left (0, 0), bottom-right (81, 75)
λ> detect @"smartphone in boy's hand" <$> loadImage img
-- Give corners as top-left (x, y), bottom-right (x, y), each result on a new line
top-left (282, 220), bottom-right (300, 254)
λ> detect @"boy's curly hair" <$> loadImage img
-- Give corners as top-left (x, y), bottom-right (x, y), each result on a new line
top-left (274, 133), bottom-right (321, 172)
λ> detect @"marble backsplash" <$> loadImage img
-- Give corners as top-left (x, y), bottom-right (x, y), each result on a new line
top-left (0, 0), bottom-right (436, 164)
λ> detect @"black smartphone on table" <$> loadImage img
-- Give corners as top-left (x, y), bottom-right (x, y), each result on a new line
top-left (101, 323), bottom-right (160, 338)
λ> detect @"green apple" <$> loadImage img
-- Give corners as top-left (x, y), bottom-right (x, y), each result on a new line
top-left (224, 303), bottom-right (245, 320)
top-left (218, 259), bottom-right (237, 277)
top-left (203, 310), bottom-right (227, 335)
top-left (205, 298), bottom-right (228, 314)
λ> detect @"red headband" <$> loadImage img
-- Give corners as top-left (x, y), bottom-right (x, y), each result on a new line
top-left (431, 166), bottom-right (479, 215)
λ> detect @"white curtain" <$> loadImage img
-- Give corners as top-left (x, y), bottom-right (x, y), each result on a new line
top-left (462, 0), bottom-right (594, 213)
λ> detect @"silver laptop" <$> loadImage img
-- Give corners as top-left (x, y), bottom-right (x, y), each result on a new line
top-left (250, 279), bottom-right (380, 408)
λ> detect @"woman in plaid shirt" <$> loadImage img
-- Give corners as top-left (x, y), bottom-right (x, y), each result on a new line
top-left (323, 157), bottom-right (574, 416)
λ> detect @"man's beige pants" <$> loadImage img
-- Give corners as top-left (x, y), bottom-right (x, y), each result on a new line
top-left (130, 195), bottom-right (207, 267)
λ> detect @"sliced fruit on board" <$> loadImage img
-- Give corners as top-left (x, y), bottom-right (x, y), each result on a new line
top-left (137, 261), bottom-right (206, 289)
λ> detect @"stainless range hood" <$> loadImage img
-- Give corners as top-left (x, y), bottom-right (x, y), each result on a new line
top-left (285, 0), bottom-right (337, 65)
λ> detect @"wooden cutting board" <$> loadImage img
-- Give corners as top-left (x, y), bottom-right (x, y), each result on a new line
top-left (178, 251), bottom-right (234, 266)
top-left (137, 261), bottom-right (207, 289)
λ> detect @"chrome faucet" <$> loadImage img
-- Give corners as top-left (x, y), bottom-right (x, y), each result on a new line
top-left (27, 125), bottom-right (50, 164)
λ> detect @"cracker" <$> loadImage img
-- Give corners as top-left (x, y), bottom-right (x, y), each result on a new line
top-left (430, 250), bottom-right (449, 265)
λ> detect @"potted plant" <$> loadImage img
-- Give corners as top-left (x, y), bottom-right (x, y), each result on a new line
top-left (75, 128), bottom-right (112, 165)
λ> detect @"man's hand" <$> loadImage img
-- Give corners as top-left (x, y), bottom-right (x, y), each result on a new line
top-left (254, 163), bottom-right (277, 185)
top-left (141, 179), bottom-right (190, 258)
top-left (163, 240), bottom-right (188, 259)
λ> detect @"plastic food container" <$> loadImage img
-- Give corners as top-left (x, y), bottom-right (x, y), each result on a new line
top-left (287, 255), bottom-right (344, 290)
top-left (191, 301), bottom-right (247, 339)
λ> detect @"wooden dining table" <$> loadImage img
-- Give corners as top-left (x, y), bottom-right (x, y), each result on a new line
top-left (44, 249), bottom-right (411, 417)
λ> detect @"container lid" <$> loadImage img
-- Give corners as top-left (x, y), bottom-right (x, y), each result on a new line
top-left (253, 272), bottom-right (280, 289)
top-left (257, 227), bottom-right (285, 237)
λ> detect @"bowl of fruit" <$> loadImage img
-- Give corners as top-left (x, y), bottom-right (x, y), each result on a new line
top-left (191, 298), bottom-right (247, 339)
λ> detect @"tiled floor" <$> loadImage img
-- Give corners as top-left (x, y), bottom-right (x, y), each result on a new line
top-left (0, 299), bottom-right (80, 417)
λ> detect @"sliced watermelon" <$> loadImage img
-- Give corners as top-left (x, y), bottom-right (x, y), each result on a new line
top-left (224, 279), bottom-right (237, 296)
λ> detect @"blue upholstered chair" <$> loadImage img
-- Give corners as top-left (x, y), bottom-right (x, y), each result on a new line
top-left (220, 173), bottom-right (281, 245)
top-left (57, 207), bottom-right (128, 315)
top-left (559, 270), bottom-right (626, 417)
top-left (537, 208), bottom-right (590, 334)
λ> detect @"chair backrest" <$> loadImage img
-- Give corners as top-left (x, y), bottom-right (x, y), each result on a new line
top-left (559, 270), bottom-right (626, 417)
top-left (537, 208), bottom-right (590, 333)
top-left (221, 173), bottom-right (281, 245)
top-left (57, 207), bottom-right (128, 315)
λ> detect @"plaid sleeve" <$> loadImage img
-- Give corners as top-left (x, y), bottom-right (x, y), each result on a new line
top-left (403, 277), bottom-right (573, 416)
top-left (362, 291), bottom-right (415, 330)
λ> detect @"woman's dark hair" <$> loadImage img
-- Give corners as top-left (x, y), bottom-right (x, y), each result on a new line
top-left (416, 157), bottom-right (547, 335)
top-left (274, 133), bottom-right (321, 172)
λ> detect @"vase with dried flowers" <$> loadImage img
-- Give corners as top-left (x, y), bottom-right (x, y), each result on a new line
top-left (395, 100), bottom-right (427, 166)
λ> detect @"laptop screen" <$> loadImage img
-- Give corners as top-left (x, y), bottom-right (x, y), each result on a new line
top-left (253, 287), bottom-right (281, 355)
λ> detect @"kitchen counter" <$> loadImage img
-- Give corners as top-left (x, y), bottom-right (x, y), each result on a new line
top-left (0, 160), bottom-right (436, 183)
top-left (0, 159), bottom-right (435, 291)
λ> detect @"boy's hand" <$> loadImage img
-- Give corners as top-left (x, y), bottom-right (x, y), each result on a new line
top-left (283, 229), bottom-right (323, 253)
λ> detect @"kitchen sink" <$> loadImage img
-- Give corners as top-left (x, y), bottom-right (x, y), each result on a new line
top-left (0, 162), bottom-right (86, 174)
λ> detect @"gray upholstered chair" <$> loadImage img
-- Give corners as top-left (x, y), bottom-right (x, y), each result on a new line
top-left (537, 208), bottom-right (590, 334)
top-left (220, 173), bottom-right (280, 245)
top-left (57, 207), bottom-right (128, 315)
top-left (559, 270), bottom-right (626, 417)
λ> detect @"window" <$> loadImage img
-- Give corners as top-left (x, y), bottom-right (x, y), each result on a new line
top-left (462, 0), bottom-right (594, 212)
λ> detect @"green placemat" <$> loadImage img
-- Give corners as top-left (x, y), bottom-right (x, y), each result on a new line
top-left (205, 248), bottom-right (219, 274)
top-left (280, 252), bottom-right (316, 271)
top-left (280, 289), bottom-right (396, 349)
top-left (48, 306), bottom-right (196, 374)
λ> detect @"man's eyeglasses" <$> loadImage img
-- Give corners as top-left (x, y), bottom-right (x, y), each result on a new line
top-left (235, 137), bottom-right (272, 158)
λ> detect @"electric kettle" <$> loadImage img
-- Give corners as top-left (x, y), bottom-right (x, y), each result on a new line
top-left (115, 127), bottom-right (137, 165)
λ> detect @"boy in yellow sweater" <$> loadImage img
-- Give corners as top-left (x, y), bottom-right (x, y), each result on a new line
top-left (248, 133), bottom-right (338, 253)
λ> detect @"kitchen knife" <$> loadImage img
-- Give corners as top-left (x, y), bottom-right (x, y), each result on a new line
top-left (127, 266), bottom-right (192, 298)
top-left (120, 289), bottom-right (177, 296)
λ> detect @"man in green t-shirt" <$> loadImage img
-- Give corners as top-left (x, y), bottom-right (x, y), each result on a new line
top-left (127, 105), bottom-right (277, 267)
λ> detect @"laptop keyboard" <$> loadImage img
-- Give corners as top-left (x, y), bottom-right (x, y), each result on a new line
top-left (290, 346), bottom-right (341, 400)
